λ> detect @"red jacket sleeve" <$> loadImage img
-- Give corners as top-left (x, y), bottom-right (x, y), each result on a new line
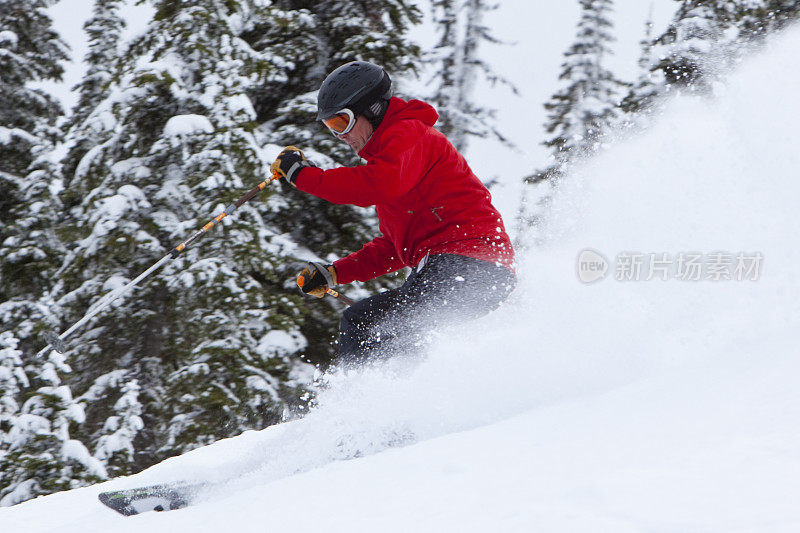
top-left (333, 235), bottom-right (406, 284)
top-left (295, 128), bottom-right (426, 207)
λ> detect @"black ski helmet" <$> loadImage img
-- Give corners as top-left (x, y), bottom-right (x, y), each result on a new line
top-left (316, 61), bottom-right (392, 128)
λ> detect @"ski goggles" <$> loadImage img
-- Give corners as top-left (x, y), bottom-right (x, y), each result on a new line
top-left (322, 108), bottom-right (356, 136)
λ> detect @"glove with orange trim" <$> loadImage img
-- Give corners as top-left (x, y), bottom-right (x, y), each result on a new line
top-left (297, 262), bottom-right (338, 298)
top-left (270, 146), bottom-right (314, 186)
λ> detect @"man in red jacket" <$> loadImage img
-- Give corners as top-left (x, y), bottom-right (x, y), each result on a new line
top-left (271, 61), bottom-right (515, 363)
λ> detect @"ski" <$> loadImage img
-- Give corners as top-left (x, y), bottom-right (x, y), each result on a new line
top-left (98, 481), bottom-right (208, 516)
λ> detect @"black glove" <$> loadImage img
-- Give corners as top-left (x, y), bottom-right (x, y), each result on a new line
top-left (297, 262), bottom-right (338, 298)
top-left (270, 146), bottom-right (313, 186)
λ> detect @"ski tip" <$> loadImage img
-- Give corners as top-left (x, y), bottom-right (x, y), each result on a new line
top-left (98, 483), bottom-right (198, 516)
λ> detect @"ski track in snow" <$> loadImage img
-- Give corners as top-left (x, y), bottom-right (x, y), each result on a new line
top-left (5, 25), bottom-right (800, 533)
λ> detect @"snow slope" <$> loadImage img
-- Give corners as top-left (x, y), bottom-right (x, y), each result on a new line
top-left (5, 22), bottom-right (800, 533)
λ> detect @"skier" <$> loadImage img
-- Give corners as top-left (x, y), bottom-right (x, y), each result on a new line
top-left (271, 61), bottom-right (516, 362)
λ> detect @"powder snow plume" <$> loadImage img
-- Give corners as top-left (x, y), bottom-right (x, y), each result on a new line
top-left (4, 27), bottom-right (800, 533)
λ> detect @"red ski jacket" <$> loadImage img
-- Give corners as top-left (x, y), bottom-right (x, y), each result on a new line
top-left (295, 97), bottom-right (515, 285)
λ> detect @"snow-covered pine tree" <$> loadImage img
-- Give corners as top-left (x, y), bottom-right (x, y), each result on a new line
top-left (59, 0), bottom-right (126, 210)
top-left (92, 378), bottom-right (143, 477)
top-left (56, 0), bottom-right (314, 465)
top-left (0, 2), bottom-right (98, 507)
top-left (0, 0), bottom-right (69, 354)
top-left (739, 0), bottom-right (800, 40)
top-left (620, 8), bottom-right (662, 114)
top-left (761, 0), bottom-right (800, 30)
top-left (0, 138), bottom-right (66, 343)
top-left (0, 350), bottom-right (106, 506)
top-left (430, 0), bottom-right (459, 144)
top-left (0, 332), bottom-right (28, 442)
top-left (60, 0), bottom-right (125, 181)
top-left (623, 1), bottom-right (800, 116)
top-left (56, 0), bottom-right (424, 471)
top-left (429, 0), bottom-right (514, 153)
top-left (0, 0), bottom-right (67, 177)
top-left (541, 0), bottom-right (629, 167)
top-left (512, 176), bottom-right (555, 251)
top-left (648, 1), bottom-right (738, 96)
top-left (517, 0), bottom-right (627, 249)
top-left (72, 0), bottom-right (125, 127)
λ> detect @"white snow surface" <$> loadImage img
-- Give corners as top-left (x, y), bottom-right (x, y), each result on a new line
top-left (5, 21), bottom-right (800, 533)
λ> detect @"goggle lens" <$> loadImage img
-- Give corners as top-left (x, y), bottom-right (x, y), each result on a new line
top-left (323, 110), bottom-right (355, 135)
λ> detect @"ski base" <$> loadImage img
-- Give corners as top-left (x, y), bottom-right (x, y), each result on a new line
top-left (98, 482), bottom-right (206, 516)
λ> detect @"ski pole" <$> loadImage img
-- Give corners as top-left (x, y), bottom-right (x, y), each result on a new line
top-left (325, 288), bottom-right (355, 306)
top-left (37, 174), bottom-right (281, 357)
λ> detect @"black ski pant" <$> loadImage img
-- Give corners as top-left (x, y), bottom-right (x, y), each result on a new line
top-left (338, 253), bottom-right (516, 363)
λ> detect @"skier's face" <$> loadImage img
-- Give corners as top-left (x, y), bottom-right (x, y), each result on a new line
top-left (338, 115), bottom-right (373, 154)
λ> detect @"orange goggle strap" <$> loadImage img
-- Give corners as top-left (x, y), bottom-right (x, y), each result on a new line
top-left (322, 109), bottom-right (355, 135)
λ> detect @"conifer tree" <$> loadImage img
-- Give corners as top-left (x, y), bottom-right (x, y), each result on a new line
top-left (0, 332), bottom-right (28, 441)
top-left (620, 1), bottom-right (752, 115)
top-left (430, 0), bottom-right (458, 143)
top-left (57, 0), bottom-right (309, 463)
top-left (0, 0), bottom-right (69, 354)
top-left (620, 9), bottom-right (662, 114)
top-left (0, 350), bottom-right (106, 506)
top-left (0, 0), bottom-right (67, 177)
top-left (648, 1), bottom-right (738, 96)
top-left (60, 0), bottom-right (125, 181)
top-left (0, 142), bottom-right (64, 330)
top-left (93, 379), bottom-right (143, 477)
top-left (73, 0), bottom-right (125, 127)
top-left (542, 0), bottom-right (628, 167)
top-left (762, 0), bottom-right (800, 30)
top-left (518, 0), bottom-right (626, 248)
top-left (620, 1), bottom-right (799, 116)
top-left (430, 0), bottom-right (513, 153)
top-left (740, 0), bottom-right (800, 39)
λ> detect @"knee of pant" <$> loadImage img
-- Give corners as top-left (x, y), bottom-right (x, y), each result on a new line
top-left (340, 304), bottom-right (369, 333)
top-left (341, 295), bottom-right (383, 331)
top-left (340, 307), bottom-right (355, 332)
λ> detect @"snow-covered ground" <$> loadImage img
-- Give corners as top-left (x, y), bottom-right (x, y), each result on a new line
top-left (3, 17), bottom-right (800, 533)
